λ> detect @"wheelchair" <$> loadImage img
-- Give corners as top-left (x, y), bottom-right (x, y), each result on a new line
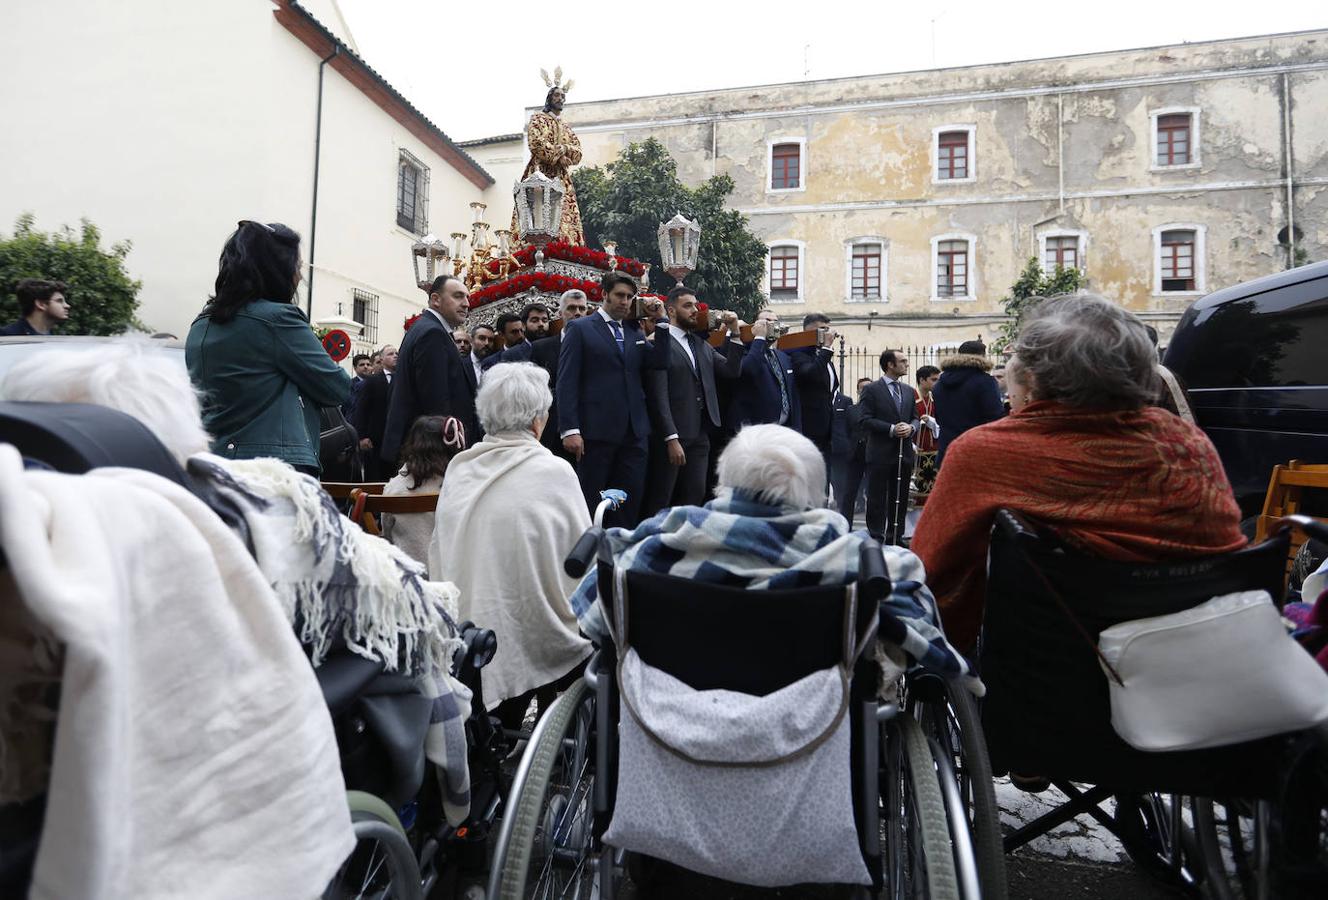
top-left (0, 401), bottom-right (511, 900)
top-left (487, 500), bottom-right (998, 899)
top-left (979, 507), bottom-right (1328, 898)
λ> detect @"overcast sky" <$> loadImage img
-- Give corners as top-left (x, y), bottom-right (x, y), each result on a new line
top-left (337, 0), bottom-right (1325, 143)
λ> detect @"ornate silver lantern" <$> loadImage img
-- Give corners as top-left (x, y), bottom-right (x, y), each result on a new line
top-left (657, 212), bottom-right (701, 284)
top-left (411, 233), bottom-right (450, 291)
top-left (514, 170), bottom-right (566, 271)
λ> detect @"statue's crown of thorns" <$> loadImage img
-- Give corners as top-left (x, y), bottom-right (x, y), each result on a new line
top-left (540, 66), bottom-right (574, 94)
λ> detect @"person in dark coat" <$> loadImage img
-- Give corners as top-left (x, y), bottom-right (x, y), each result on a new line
top-left (931, 339), bottom-right (1005, 465)
top-left (2, 278), bottom-right (72, 336)
top-left (831, 377), bottom-right (872, 520)
top-left (350, 348), bottom-right (397, 482)
top-left (789, 312), bottom-right (840, 487)
top-left (529, 289), bottom-right (590, 463)
top-left (724, 311), bottom-right (802, 434)
top-left (381, 275), bottom-right (479, 466)
top-left (556, 271), bottom-right (669, 528)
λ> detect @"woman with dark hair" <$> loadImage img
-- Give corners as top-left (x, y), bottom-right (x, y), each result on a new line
top-left (186, 220), bottom-right (350, 475)
top-left (382, 415), bottom-right (466, 569)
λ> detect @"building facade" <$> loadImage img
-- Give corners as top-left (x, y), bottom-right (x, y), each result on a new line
top-left (470, 30), bottom-right (1328, 351)
top-left (0, 0), bottom-right (496, 353)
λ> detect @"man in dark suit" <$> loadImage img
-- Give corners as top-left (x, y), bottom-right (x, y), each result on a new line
top-left (481, 312), bottom-right (527, 372)
top-left (349, 344), bottom-right (397, 480)
top-left (381, 275), bottom-right (479, 465)
top-left (488, 302), bottom-right (552, 368)
top-left (529, 290), bottom-right (589, 462)
top-left (858, 349), bottom-right (918, 545)
top-left (642, 287), bottom-right (744, 515)
top-left (789, 312), bottom-right (840, 488)
top-left (557, 271), bottom-right (668, 528)
top-left (724, 310), bottom-right (802, 434)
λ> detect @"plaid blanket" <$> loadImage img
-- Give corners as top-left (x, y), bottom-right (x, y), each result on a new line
top-left (569, 489), bottom-right (983, 695)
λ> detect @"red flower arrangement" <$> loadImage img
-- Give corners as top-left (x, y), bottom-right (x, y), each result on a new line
top-left (403, 313), bottom-right (422, 332)
top-left (484, 241), bottom-right (647, 279)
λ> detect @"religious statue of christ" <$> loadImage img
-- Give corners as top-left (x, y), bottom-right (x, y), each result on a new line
top-left (514, 68), bottom-right (585, 246)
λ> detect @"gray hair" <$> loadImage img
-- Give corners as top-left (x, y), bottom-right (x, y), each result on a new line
top-left (716, 424), bottom-right (825, 510)
top-left (558, 289), bottom-right (587, 309)
top-left (475, 362), bottom-right (552, 434)
top-left (0, 337), bottom-right (212, 465)
top-left (1013, 292), bottom-right (1156, 409)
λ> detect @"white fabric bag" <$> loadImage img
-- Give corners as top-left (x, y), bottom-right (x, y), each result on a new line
top-left (601, 571), bottom-right (872, 887)
top-left (1098, 590), bottom-right (1328, 751)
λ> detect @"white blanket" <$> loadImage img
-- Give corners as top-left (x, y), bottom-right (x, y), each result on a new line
top-left (0, 445), bottom-right (354, 899)
top-left (430, 432), bottom-right (592, 710)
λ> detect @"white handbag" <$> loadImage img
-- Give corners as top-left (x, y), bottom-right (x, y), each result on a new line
top-left (1097, 590), bottom-right (1328, 751)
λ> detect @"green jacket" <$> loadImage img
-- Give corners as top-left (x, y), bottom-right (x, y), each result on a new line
top-left (186, 299), bottom-right (351, 471)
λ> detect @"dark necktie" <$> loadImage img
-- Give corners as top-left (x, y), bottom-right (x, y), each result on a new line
top-left (889, 381), bottom-right (902, 416)
top-left (767, 350), bottom-right (790, 422)
top-left (609, 320), bottom-right (624, 354)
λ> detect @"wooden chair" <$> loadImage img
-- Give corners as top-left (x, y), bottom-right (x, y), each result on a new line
top-left (1254, 460), bottom-right (1328, 587)
top-left (347, 487), bottom-right (440, 536)
top-left (321, 481), bottom-right (387, 501)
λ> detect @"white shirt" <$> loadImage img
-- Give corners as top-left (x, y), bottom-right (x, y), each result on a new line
top-left (424, 306), bottom-right (453, 333)
top-left (665, 323), bottom-right (697, 372)
top-left (469, 352), bottom-right (483, 385)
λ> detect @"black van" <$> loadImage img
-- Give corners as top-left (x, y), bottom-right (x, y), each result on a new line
top-left (1164, 260), bottom-right (1328, 518)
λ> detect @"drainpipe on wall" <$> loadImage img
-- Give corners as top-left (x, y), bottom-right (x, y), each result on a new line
top-left (1281, 72), bottom-right (1296, 269)
top-left (307, 44), bottom-right (340, 316)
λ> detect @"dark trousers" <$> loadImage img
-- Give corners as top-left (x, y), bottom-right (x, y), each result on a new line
top-left (865, 457), bottom-right (913, 545)
top-left (810, 435), bottom-right (832, 498)
top-left (831, 453), bottom-right (866, 520)
top-left (643, 433), bottom-right (711, 518)
top-left (577, 435), bottom-right (648, 528)
top-left (494, 660), bottom-right (586, 731)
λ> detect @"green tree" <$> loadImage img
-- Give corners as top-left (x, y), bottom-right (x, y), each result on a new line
top-left (993, 257), bottom-right (1083, 352)
top-left (573, 139), bottom-right (770, 320)
top-left (0, 213), bottom-right (142, 334)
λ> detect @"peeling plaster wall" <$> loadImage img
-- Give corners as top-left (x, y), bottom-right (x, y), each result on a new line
top-left (549, 31), bottom-right (1328, 347)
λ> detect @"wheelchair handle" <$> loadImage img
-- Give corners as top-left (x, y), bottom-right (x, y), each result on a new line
top-left (1273, 514), bottom-right (1328, 545)
top-left (564, 526), bottom-right (604, 578)
top-left (858, 540), bottom-right (891, 606)
top-left (459, 624), bottom-right (497, 670)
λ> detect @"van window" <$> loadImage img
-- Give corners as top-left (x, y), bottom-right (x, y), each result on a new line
top-left (1179, 289), bottom-right (1328, 389)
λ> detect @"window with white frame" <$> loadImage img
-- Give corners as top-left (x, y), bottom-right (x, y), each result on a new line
top-left (931, 235), bottom-right (975, 300)
top-left (1152, 224), bottom-right (1206, 294)
top-left (396, 149), bottom-right (430, 234)
top-left (845, 239), bottom-right (885, 302)
top-left (768, 243), bottom-right (803, 302)
top-left (933, 125), bottom-right (975, 183)
top-left (1151, 108), bottom-right (1200, 169)
top-left (1041, 233), bottom-right (1085, 272)
top-left (767, 138), bottom-right (805, 193)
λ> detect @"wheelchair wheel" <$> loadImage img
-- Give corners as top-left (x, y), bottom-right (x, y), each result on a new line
top-left (489, 679), bottom-right (598, 900)
top-left (1113, 792), bottom-right (1206, 892)
top-left (324, 791), bottom-right (424, 900)
top-left (883, 716), bottom-right (961, 900)
top-left (913, 679), bottom-right (1006, 900)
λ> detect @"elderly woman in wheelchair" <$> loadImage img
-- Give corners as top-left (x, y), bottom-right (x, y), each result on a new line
top-left (913, 295), bottom-right (1328, 896)
top-left (0, 339), bottom-right (509, 899)
top-left (489, 424), bottom-right (1005, 900)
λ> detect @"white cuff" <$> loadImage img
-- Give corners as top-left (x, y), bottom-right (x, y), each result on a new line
top-left (560, 428), bottom-right (581, 439)
top-left (664, 434), bottom-right (679, 443)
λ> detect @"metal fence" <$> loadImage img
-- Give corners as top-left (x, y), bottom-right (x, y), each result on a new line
top-left (833, 342), bottom-right (999, 390)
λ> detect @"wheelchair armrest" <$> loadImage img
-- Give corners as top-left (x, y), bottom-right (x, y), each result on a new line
top-left (858, 540), bottom-right (891, 606)
top-left (565, 527), bottom-right (604, 578)
top-left (316, 651), bottom-right (387, 718)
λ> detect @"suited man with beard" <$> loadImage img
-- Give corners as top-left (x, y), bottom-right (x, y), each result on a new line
top-left (381, 275), bottom-right (479, 465)
top-left (642, 287), bottom-right (744, 515)
top-left (858, 349), bottom-right (918, 545)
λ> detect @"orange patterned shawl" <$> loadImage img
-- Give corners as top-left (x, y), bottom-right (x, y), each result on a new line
top-left (912, 401), bottom-right (1246, 651)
